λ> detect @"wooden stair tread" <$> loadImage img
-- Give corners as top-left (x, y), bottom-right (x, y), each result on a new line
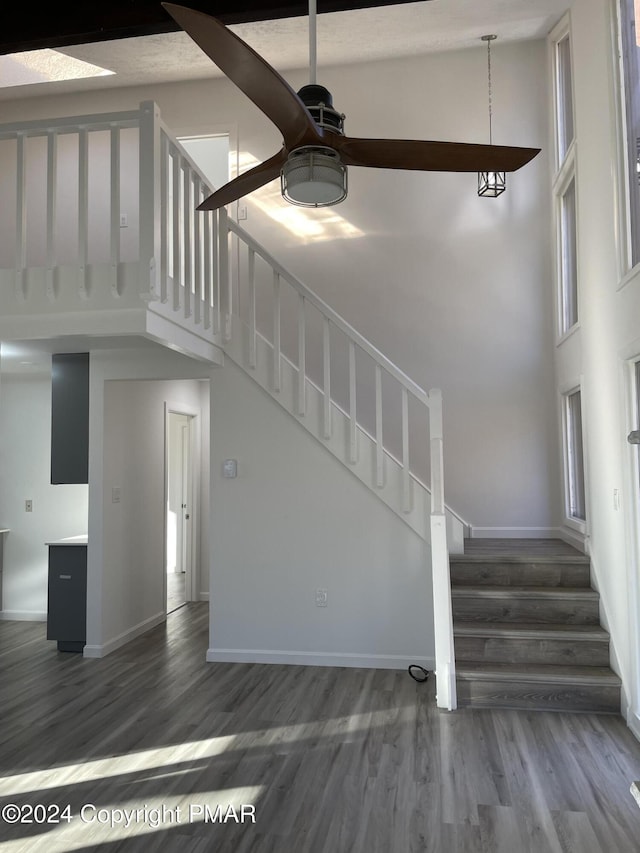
top-left (453, 621), bottom-right (609, 640)
top-left (451, 585), bottom-right (599, 600)
top-left (451, 553), bottom-right (590, 564)
top-left (456, 662), bottom-right (621, 686)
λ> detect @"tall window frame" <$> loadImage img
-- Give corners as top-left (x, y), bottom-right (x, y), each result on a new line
top-left (562, 386), bottom-right (587, 527)
top-left (616, 0), bottom-right (640, 273)
top-left (550, 17), bottom-right (579, 339)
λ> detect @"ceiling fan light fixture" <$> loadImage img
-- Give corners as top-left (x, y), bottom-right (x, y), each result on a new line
top-left (281, 146), bottom-right (348, 207)
top-left (478, 171), bottom-right (506, 197)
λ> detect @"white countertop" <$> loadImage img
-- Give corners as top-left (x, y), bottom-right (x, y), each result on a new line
top-left (46, 535), bottom-right (88, 546)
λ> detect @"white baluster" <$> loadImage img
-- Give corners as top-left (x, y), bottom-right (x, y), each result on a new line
top-left (375, 365), bottom-right (384, 487)
top-left (212, 209), bottom-right (220, 335)
top-left (323, 316), bottom-right (331, 439)
top-left (78, 127), bottom-right (89, 299)
top-left (219, 207), bottom-right (231, 341)
top-left (159, 131), bottom-right (168, 303)
top-left (402, 386), bottom-right (410, 512)
top-left (110, 126), bottom-right (122, 298)
top-left (272, 271), bottom-right (281, 391)
top-left (172, 150), bottom-right (181, 311)
top-left (46, 131), bottom-right (58, 301)
top-left (248, 248), bottom-right (256, 368)
top-left (15, 132), bottom-right (26, 300)
top-left (193, 174), bottom-right (202, 326)
top-left (349, 341), bottom-right (357, 463)
top-left (202, 195), bottom-right (212, 330)
top-left (183, 163), bottom-right (192, 318)
top-left (298, 294), bottom-right (306, 416)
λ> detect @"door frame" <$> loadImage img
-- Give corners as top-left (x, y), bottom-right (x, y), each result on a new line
top-left (164, 402), bottom-right (200, 609)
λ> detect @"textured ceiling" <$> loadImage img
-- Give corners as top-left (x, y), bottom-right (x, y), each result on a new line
top-left (0, 0), bottom-right (569, 101)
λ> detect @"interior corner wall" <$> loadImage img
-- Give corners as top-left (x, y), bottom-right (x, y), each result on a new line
top-left (86, 347), bottom-right (213, 655)
top-left (208, 358), bottom-right (432, 668)
top-left (0, 373), bottom-right (88, 618)
top-left (563, 0), bottom-right (640, 729)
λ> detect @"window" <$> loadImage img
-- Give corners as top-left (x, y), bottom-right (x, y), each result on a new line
top-left (618, 0), bottom-right (640, 267)
top-left (555, 34), bottom-right (575, 166)
top-left (550, 19), bottom-right (578, 336)
top-left (564, 389), bottom-right (586, 522)
top-left (560, 177), bottom-right (578, 330)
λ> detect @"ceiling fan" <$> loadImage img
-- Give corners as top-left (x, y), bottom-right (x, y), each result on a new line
top-left (161, 2), bottom-right (540, 210)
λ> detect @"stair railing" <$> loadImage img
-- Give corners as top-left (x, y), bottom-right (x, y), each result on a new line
top-left (221, 214), bottom-right (457, 710)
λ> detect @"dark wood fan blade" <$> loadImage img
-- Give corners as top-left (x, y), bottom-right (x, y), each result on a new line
top-left (162, 4), bottom-right (320, 149)
top-left (197, 150), bottom-right (287, 210)
top-left (336, 137), bottom-right (540, 172)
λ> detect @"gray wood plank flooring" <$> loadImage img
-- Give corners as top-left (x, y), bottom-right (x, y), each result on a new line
top-left (1, 605), bottom-right (640, 852)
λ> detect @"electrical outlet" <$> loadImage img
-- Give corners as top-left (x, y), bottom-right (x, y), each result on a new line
top-left (119, 213), bottom-right (128, 228)
top-left (238, 205), bottom-right (248, 220)
top-left (112, 487), bottom-right (121, 504)
top-left (25, 499), bottom-right (33, 512)
top-left (315, 588), bottom-right (328, 607)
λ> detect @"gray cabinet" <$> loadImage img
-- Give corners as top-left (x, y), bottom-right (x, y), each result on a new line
top-left (51, 353), bottom-right (89, 484)
top-left (47, 544), bottom-right (87, 652)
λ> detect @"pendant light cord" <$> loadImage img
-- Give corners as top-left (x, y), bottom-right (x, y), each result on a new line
top-left (487, 37), bottom-right (493, 145)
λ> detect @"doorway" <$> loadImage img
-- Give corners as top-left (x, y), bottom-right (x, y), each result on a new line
top-left (166, 410), bottom-right (196, 613)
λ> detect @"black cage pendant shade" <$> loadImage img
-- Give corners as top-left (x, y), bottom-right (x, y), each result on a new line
top-left (478, 34), bottom-right (506, 198)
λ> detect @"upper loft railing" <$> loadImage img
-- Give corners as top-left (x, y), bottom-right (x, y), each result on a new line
top-left (0, 99), bottom-right (457, 709)
top-left (0, 101), bottom-right (222, 347)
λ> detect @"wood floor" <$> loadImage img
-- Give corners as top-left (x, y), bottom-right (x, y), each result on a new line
top-left (1, 605), bottom-right (640, 852)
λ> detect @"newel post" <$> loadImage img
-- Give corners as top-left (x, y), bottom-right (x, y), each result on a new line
top-left (139, 101), bottom-right (162, 302)
top-left (428, 388), bottom-right (457, 710)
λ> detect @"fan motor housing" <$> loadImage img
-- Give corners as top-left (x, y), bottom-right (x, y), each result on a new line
top-left (297, 84), bottom-right (345, 134)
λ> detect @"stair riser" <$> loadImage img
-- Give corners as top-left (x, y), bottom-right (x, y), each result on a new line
top-left (456, 679), bottom-right (620, 713)
top-left (454, 636), bottom-right (610, 666)
top-left (450, 562), bottom-right (590, 587)
top-left (452, 598), bottom-right (599, 624)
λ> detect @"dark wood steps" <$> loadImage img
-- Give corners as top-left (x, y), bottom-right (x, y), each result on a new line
top-left (451, 540), bottom-right (621, 714)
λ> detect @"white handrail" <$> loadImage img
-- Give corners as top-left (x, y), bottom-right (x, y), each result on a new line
top-left (227, 218), bottom-right (430, 406)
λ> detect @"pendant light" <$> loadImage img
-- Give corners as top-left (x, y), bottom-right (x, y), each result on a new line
top-left (478, 34), bottom-right (506, 197)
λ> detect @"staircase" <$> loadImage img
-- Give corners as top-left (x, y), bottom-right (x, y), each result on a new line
top-left (451, 539), bottom-right (621, 713)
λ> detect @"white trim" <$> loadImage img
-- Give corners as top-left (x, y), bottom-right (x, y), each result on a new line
top-left (83, 611), bottom-right (165, 658)
top-left (548, 12), bottom-right (575, 175)
top-left (555, 321), bottom-right (581, 348)
top-left (198, 592), bottom-right (209, 601)
top-left (628, 710), bottom-right (640, 743)
top-left (0, 610), bottom-right (47, 622)
top-left (557, 524), bottom-right (587, 553)
top-left (206, 648), bottom-right (435, 671)
top-left (467, 527), bottom-right (562, 539)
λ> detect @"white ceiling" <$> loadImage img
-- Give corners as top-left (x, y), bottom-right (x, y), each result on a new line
top-left (0, 0), bottom-right (569, 101)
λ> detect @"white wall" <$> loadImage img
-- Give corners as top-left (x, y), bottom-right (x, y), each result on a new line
top-left (208, 358), bottom-right (432, 668)
top-left (556, 0), bottom-right (640, 735)
top-left (0, 371), bottom-right (88, 618)
top-left (86, 347), bottom-right (213, 656)
top-left (0, 36), bottom-right (560, 534)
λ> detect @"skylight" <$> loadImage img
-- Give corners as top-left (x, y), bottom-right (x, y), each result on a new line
top-left (0, 49), bottom-right (114, 88)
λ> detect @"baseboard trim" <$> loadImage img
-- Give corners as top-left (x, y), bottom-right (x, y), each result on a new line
top-left (628, 710), bottom-right (640, 744)
top-left (206, 648), bottom-right (435, 670)
top-left (83, 611), bottom-right (165, 659)
top-left (0, 610), bottom-right (47, 622)
top-left (198, 592), bottom-right (210, 602)
top-left (468, 527), bottom-right (562, 539)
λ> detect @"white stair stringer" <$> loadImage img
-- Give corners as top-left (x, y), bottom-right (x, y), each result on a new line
top-left (225, 315), bottom-right (465, 552)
